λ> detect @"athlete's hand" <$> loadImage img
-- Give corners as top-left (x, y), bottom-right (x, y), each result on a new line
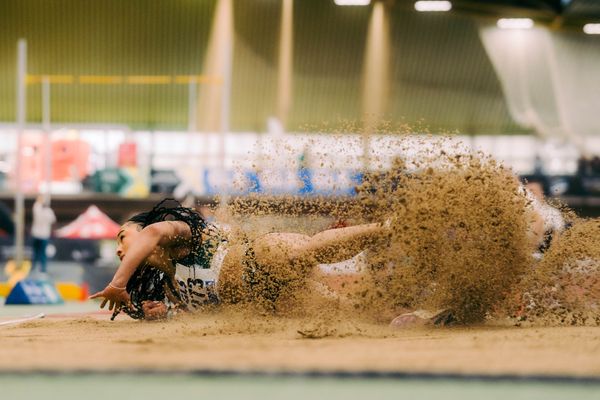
top-left (142, 301), bottom-right (168, 320)
top-left (89, 284), bottom-right (132, 312)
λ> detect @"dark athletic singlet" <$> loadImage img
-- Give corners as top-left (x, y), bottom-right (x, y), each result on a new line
top-left (172, 223), bottom-right (227, 310)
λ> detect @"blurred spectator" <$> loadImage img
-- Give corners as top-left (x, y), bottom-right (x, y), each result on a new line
top-left (577, 156), bottom-right (592, 177)
top-left (525, 182), bottom-right (566, 256)
top-left (0, 201), bottom-right (14, 236)
top-left (31, 195), bottom-right (56, 277)
top-left (575, 155), bottom-right (600, 178)
top-left (591, 156), bottom-right (600, 175)
top-left (572, 155), bottom-right (600, 195)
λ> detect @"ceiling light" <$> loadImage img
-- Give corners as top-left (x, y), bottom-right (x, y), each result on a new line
top-left (583, 23), bottom-right (600, 34)
top-left (334, 0), bottom-right (371, 5)
top-left (497, 18), bottom-right (534, 29)
top-left (414, 1), bottom-right (452, 12)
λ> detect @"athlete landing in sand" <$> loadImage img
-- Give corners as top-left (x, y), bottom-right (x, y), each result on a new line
top-left (90, 199), bottom-right (391, 320)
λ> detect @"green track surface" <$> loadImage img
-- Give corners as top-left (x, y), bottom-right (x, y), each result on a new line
top-left (1, 374), bottom-right (599, 400)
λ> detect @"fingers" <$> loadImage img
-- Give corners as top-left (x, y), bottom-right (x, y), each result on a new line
top-left (90, 286), bottom-right (132, 312)
top-left (89, 291), bottom-right (103, 300)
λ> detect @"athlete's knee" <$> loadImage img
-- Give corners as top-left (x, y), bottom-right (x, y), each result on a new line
top-left (254, 234), bottom-right (312, 264)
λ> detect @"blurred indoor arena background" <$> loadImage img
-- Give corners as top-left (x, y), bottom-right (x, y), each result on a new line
top-left (1, 0), bottom-right (600, 399)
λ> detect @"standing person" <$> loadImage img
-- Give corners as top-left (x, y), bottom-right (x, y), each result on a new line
top-left (0, 200), bottom-right (15, 236)
top-left (30, 195), bottom-right (56, 278)
top-left (90, 199), bottom-right (390, 320)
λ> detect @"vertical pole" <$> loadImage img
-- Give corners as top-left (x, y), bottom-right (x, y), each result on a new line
top-left (277, 0), bottom-right (293, 129)
top-left (186, 78), bottom-right (198, 195)
top-left (15, 39), bottom-right (27, 269)
top-left (187, 78), bottom-right (197, 133)
top-left (219, 2), bottom-right (233, 173)
top-left (218, 0), bottom-right (233, 203)
top-left (362, 2), bottom-right (390, 172)
top-left (42, 76), bottom-right (52, 199)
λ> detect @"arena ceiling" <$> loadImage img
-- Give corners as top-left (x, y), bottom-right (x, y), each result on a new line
top-left (406, 0), bottom-right (600, 28)
top-left (1, 0), bottom-right (597, 133)
top-left (473, 0), bottom-right (600, 18)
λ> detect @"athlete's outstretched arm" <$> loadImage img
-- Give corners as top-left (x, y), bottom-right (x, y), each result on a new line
top-left (90, 221), bottom-right (191, 311)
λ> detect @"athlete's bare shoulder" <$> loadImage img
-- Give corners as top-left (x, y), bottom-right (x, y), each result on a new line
top-left (147, 220), bottom-right (192, 247)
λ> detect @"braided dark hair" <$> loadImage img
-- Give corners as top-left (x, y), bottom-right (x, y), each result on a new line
top-left (112, 198), bottom-right (208, 320)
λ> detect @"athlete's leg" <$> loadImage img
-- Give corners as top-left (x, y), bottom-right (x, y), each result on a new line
top-left (253, 223), bottom-right (389, 266)
top-left (217, 223), bottom-right (389, 308)
top-left (39, 239), bottom-right (48, 274)
top-left (215, 243), bottom-right (247, 304)
top-left (31, 238), bottom-right (41, 273)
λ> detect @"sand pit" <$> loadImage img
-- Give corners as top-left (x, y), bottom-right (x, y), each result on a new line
top-left (1, 311), bottom-right (599, 378)
top-left (3, 137), bottom-right (598, 383)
